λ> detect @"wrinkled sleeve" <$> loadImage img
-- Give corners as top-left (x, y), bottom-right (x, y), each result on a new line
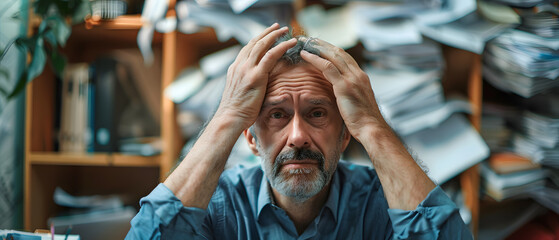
top-left (125, 183), bottom-right (210, 240)
top-left (387, 186), bottom-right (473, 240)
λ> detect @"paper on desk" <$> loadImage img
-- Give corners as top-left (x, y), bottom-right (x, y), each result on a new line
top-left (164, 67), bottom-right (206, 104)
top-left (0, 230), bottom-right (80, 240)
top-left (418, 12), bottom-right (511, 54)
top-left (138, 0), bottom-right (169, 64)
top-left (379, 81), bottom-right (444, 119)
top-left (54, 187), bottom-right (123, 209)
top-left (366, 67), bottom-right (440, 103)
top-left (358, 18), bottom-right (422, 51)
top-left (348, 1), bottom-right (437, 22)
top-left (200, 45), bottom-right (241, 78)
top-left (403, 114), bottom-right (490, 184)
top-left (389, 98), bottom-right (472, 136)
top-left (177, 75), bottom-right (226, 121)
top-left (414, 0), bottom-right (476, 26)
top-left (297, 5), bottom-right (358, 50)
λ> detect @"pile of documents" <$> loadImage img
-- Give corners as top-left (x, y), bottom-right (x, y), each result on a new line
top-left (480, 94), bottom-right (559, 212)
top-left (511, 111), bottom-right (559, 167)
top-left (481, 159), bottom-right (559, 213)
top-left (48, 187), bottom-right (135, 239)
top-left (361, 38), bottom-right (489, 184)
top-left (483, 29), bottom-right (559, 98)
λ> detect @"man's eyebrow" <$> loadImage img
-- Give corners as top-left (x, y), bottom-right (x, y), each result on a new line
top-left (262, 98), bottom-right (287, 109)
top-left (309, 98), bottom-right (333, 106)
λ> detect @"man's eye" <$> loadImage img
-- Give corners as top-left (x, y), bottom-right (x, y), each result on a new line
top-left (311, 110), bottom-right (325, 118)
top-left (271, 112), bottom-right (284, 119)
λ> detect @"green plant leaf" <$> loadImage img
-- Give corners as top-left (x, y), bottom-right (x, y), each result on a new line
top-left (43, 29), bottom-right (57, 46)
top-left (26, 38), bottom-right (46, 82)
top-left (50, 48), bottom-right (66, 78)
top-left (34, 0), bottom-right (51, 16)
top-left (47, 15), bottom-right (71, 47)
top-left (8, 71), bottom-right (28, 99)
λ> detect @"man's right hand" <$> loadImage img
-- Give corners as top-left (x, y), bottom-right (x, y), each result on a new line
top-left (215, 23), bottom-right (297, 131)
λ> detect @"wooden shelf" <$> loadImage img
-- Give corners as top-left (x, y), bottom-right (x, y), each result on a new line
top-left (28, 152), bottom-right (160, 167)
top-left (84, 15), bottom-right (144, 30)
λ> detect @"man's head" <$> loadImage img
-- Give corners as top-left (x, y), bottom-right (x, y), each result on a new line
top-left (244, 33), bottom-right (351, 202)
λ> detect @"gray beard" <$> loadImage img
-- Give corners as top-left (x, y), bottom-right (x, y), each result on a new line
top-left (260, 147), bottom-right (340, 203)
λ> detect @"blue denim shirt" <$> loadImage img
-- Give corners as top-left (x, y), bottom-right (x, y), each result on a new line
top-left (126, 160), bottom-right (472, 239)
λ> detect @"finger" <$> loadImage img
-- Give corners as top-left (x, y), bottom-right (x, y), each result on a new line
top-left (248, 26), bottom-right (290, 65)
top-left (312, 38), bottom-right (361, 74)
top-left (258, 38), bottom-right (298, 72)
top-left (300, 50), bottom-right (343, 85)
top-left (237, 23), bottom-right (280, 60)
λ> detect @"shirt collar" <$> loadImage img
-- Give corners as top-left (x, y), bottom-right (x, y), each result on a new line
top-left (255, 166), bottom-right (341, 223)
top-left (256, 169), bottom-right (273, 220)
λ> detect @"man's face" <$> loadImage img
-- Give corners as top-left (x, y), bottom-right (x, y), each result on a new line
top-left (246, 63), bottom-right (350, 202)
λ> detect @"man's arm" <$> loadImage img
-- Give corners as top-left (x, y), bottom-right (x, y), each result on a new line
top-left (300, 40), bottom-right (435, 211)
top-left (300, 40), bottom-right (471, 239)
top-left (164, 23), bottom-right (296, 208)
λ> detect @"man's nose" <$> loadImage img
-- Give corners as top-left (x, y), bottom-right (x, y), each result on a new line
top-left (287, 114), bottom-right (311, 148)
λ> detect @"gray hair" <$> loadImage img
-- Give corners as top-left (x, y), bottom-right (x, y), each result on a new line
top-left (273, 30), bottom-right (321, 65)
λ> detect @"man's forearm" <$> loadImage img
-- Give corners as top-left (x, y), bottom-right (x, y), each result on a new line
top-left (359, 123), bottom-right (436, 211)
top-left (164, 115), bottom-right (244, 209)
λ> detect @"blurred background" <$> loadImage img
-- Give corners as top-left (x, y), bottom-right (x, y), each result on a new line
top-left (0, 0), bottom-right (558, 239)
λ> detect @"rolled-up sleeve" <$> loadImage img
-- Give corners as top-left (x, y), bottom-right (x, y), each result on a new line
top-left (125, 183), bottom-right (209, 240)
top-left (387, 186), bottom-right (472, 240)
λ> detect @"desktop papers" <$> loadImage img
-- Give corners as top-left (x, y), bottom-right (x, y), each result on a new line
top-left (403, 114), bottom-right (490, 184)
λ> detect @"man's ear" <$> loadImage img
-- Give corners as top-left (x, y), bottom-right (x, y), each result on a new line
top-left (340, 127), bottom-right (352, 152)
top-left (244, 129), bottom-right (260, 156)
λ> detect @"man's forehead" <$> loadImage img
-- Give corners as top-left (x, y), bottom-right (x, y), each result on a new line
top-left (267, 63), bottom-right (333, 92)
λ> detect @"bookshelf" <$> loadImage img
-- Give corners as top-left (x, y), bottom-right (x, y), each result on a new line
top-left (24, 2), bottom-right (485, 238)
top-left (23, 10), bottom-right (234, 230)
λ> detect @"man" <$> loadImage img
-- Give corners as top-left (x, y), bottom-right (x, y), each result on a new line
top-left (126, 24), bottom-right (472, 239)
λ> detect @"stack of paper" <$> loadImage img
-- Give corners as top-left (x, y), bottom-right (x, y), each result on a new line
top-left (481, 161), bottom-right (559, 213)
top-left (363, 41), bottom-right (474, 136)
top-left (483, 28), bottom-right (559, 98)
top-left (481, 162), bottom-right (548, 201)
top-left (176, 1), bottom-right (292, 44)
top-left (480, 103), bottom-right (520, 152)
top-left (518, 12), bottom-right (559, 38)
top-left (361, 37), bottom-right (489, 184)
top-left (419, 11), bottom-right (511, 54)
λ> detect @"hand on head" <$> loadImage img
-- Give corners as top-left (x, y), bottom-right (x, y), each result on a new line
top-left (299, 39), bottom-right (388, 142)
top-left (215, 23), bottom-right (297, 131)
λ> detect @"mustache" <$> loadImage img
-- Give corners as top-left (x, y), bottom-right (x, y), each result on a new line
top-left (273, 148), bottom-right (325, 176)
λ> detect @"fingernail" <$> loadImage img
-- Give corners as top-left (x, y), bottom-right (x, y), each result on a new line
top-left (271, 23), bottom-right (278, 27)
top-left (301, 50), bottom-right (308, 54)
top-left (281, 26), bottom-right (289, 31)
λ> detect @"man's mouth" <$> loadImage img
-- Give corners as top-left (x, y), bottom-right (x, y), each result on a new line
top-left (281, 160), bottom-right (319, 170)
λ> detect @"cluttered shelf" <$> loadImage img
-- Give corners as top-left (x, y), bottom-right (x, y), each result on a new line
top-left (27, 152), bottom-right (160, 167)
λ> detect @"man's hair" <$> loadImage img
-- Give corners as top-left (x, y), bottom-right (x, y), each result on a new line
top-left (273, 30), bottom-right (321, 65)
